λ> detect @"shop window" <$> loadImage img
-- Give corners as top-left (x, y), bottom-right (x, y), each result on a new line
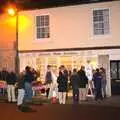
top-left (36, 15), bottom-right (50, 39)
top-left (93, 8), bottom-right (110, 35)
top-left (110, 61), bottom-right (120, 80)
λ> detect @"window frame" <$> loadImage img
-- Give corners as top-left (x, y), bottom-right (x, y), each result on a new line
top-left (35, 14), bottom-right (50, 41)
top-left (92, 8), bottom-right (110, 37)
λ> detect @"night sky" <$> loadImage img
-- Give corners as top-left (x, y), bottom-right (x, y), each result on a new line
top-left (0, 0), bottom-right (111, 11)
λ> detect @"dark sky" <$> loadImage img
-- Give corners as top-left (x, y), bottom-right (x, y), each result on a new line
top-left (0, 0), bottom-right (111, 11)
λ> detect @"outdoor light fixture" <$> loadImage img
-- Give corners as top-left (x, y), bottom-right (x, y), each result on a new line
top-left (7, 6), bottom-right (19, 75)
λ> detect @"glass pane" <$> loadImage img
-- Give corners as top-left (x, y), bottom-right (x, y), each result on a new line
top-left (44, 15), bottom-right (49, 26)
top-left (94, 28), bottom-right (103, 35)
top-left (36, 16), bottom-right (40, 26)
top-left (40, 16), bottom-right (44, 26)
top-left (118, 62), bottom-right (120, 79)
top-left (110, 62), bottom-right (118, 80)
top-left (37, 28), bottom-right (41, 38)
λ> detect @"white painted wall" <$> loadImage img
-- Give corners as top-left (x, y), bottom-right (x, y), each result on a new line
top-left (18, 1), bottom-right (120, 51)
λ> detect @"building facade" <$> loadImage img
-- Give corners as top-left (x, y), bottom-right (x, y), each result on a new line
top-left (0, 13), bottom-right (16, 72)
top-left (18, 0), bottom-right (120, 96)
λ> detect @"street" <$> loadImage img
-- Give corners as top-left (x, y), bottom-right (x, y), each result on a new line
top-left (0, 102), bottom-right (120, 120)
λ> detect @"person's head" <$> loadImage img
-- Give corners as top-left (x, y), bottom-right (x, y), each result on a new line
top-left (47, 65), bottom-right (52, 71)
top-left (96, 68), bottom-right (99, 73)
top-left (60, 65), bottom-right (65, 70)
top-left (25, 66), bottom-right (31, 72)
top-left (81, 65), bottom-right (85, 71)
top-left (73, 68), bottom-right (77, 73)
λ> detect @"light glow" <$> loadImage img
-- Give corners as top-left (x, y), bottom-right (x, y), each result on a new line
top-left (8, 8), bottom-right (16, 16)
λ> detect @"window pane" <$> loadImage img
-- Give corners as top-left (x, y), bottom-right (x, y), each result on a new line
top-left (45, 15), bottom-right (49, 26)
top-left (94, 28), bottom-right (104, 35)
top-left (110, 62), bottom-right (118, 80)
top-left (37, 28), bottom-right (41, 38)
top-left (36, 16), bottom-right (40, 26)
top-left (118, 62), bottom-right (120, 79)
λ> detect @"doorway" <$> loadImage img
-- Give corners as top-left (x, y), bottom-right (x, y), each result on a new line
top-left (110, 60), bottom-right (120, 95)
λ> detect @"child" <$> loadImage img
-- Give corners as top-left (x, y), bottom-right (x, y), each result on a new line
top-left (17, 72), bottom-right (25, 109)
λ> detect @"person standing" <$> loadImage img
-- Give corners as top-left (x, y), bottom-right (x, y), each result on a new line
top-left (93, 68), bottom-right (103, 101)
top-left (71, 69), bottom-right (79, 104)
top-left (17, 72), bottom-right (25, 109)
top-left (85, 60), bottom-right (94, 97)
top-left (45, 65), bottom-right (52, 98)
top-left (24, 66), bottom-right (34, 103)
top-left (60, 65), bottom-right (69, 99)
top-left (6, 71), bottom-right (17, 103)
top-left (57, 70), bottom-right (68, 104)
top-left (77, 66), bottom-right (88, 101)
top-left (100, 67), bottom-right (106, 98)
top-left (0, 68), bottom-right (9, 96)
top-left (48, 68), bottom-right (58, 99)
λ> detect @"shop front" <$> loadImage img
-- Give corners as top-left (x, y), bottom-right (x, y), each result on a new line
top-left (19, 49), bottom-right (113, 96)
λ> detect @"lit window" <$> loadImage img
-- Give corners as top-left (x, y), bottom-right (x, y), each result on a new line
top-left (36, 15), bottom-right (50, 39)
top-left (93, 9), bottom-right (109, 35)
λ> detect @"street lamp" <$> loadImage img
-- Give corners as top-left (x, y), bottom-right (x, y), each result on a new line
top-left (8, 7), bottom-right (19, 75)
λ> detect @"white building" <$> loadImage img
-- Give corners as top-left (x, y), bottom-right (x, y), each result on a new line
top-left (18, 0), bottom-right (120, 96)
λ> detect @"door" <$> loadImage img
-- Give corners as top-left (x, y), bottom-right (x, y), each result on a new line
top-left (110, 61), bottom-right (120, 95)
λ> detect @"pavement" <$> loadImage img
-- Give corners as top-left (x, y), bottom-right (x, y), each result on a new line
top-left (0, 95), bottom-right (120, 120)
top-left (67, 96), bottom-right (120, 107)
top-left (0, 102), bottom-right (120, 120)
top-left (1, 95), bottom-right (120, 107)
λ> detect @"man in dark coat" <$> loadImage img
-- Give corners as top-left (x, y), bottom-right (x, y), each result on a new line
top-left (45, 65), bottom-right (52, 98)
top-left (77, 66), bottom-right (88, 101)
top-left (6, 71), bottom-right (17, 102)
top-left (71, 69), bottom-right (79, 104)
top-left (0, 68), bottom-right (9, 96)
top-left (93, 68), bottom-right (103, 101)
top-left (24, 66), bottom-right (34, 103)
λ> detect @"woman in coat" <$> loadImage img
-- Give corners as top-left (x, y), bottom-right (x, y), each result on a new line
top-left (57, 70), bottom-right (68, 104)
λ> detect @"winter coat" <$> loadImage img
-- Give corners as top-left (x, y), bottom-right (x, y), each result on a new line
top-left (45, 71), bottom-right (52, 84)
top-left (6, 72), bottom-right (17, 85)
top-left (57, 72), bottom-right (68, 92)
top-left (93, 72), bottom-right (102, 89)
top-left (24, 71), bottom-right (34, 84)
top-left (71, 73), bottom-right (79, 89)
top-left (77, 70), bottom-right (88, 88)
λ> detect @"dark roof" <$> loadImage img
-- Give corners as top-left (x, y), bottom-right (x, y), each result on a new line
top-left (21, 0), bottom-right (114, 10)
top-left (0, 0), bottom-right (115, 12)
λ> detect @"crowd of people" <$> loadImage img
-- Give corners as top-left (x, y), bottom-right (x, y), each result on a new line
top-left (0, 63), bottom-right (107, 110)
top-left (0, 66), bottom-right (39, 110)
top-left (45, 64), bottom-right (106, 104)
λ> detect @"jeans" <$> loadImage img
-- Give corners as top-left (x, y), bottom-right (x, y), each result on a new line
top-left (24, 82), bottom-right (33, 102)
top-left (73, 88), bottom-right (79, 103)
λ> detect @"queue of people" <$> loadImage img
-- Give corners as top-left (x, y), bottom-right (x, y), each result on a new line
top-left (44, 64), bottom-right (107, 104)
top-left (0, 64), bottom-right (107, 108)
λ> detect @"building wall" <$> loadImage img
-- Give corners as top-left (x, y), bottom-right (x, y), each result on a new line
top-left (0, 13), bottom-right (16, 71)
top-left (18, 1), bottom-right (120, 51)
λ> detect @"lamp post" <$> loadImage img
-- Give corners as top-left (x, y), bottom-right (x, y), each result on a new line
top-left (8, 8), bottom-right (19, 75)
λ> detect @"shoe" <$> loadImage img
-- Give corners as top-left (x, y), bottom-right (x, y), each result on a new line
top-left (18, 105), bottom-right (36, 112)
